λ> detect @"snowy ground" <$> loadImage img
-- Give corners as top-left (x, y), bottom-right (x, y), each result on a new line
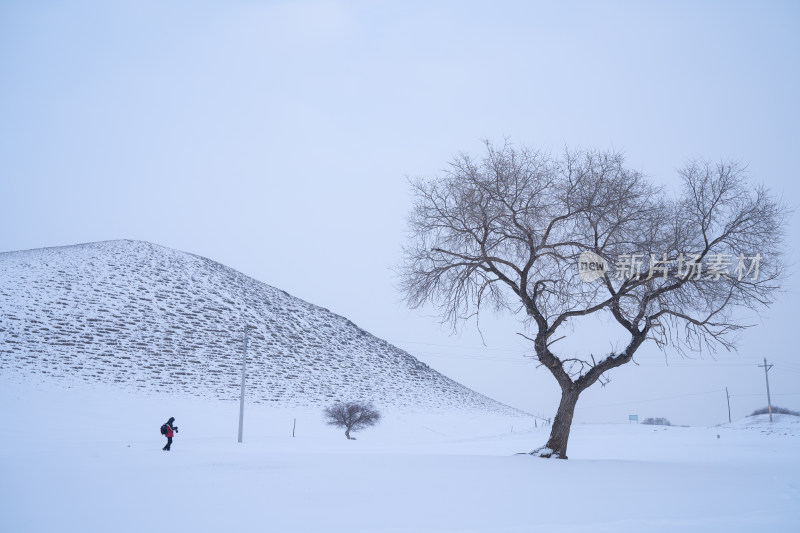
top-left (1, 377), bottom-right (798, 533)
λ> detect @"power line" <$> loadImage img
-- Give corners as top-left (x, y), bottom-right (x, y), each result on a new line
top-left (393, 341), bottom-right (800, 381)
top-left (396, 339), bottom-right (792, 364)
top-left (577, 389), bottom-right (727, 410)
top-left (393, 339), bottom-right (530, 353)
top-left (398, 338), bottom-right (788, 359)
top-left (729, 392), bottom-right (800, 398)
top-left (579, 389), bottom-right (800, 414)
top-left (412, 350), bottom-right (777, 368)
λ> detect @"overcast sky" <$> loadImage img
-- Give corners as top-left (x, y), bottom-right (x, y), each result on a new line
top-left (2, 0), bottom-right (798, 425)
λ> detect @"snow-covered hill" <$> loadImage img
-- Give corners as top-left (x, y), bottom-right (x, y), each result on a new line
top-left (0, 240), bottom-right (521, 413)
top-left (727, 413), bottom-right (800, 436)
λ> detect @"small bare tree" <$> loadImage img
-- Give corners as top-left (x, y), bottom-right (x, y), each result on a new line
top-left (642, 417), bottom-right (672, 426)
top-left (401, 140), bottom-right (787, 459)
top-left (324, 401), bottom-right (381, 440)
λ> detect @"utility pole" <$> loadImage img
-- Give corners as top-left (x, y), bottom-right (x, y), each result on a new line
top-left (758, 358), bottom-right (774, 423)
top-left (725, 387), bottom-right (732, 424)
top-left (238, 325), bottom-right (251, 443)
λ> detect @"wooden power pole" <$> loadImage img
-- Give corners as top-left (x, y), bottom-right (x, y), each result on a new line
top-left (238, 325), bottom-right (251, 443)
top-left (726, 387), bottom-right (731, 424)
top-left (758, 358), bottom-right (774, 423)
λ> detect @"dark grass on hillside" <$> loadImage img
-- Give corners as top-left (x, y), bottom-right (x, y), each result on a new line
top-left (749, 406), bottom-right (800, 417)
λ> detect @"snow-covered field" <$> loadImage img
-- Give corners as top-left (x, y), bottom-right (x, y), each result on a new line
top-left (1, 377), bottom-right (798, 533)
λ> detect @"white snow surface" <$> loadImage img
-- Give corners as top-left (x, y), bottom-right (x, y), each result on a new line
top-left (1, 376), bottom-right (798, 533)
top-left (0, 240), bottom-right (521, 414)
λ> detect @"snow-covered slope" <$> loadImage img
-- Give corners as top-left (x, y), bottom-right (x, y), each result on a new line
top-left (0, 240), bottom-right (521, 413)
top-left (727, 413), bottom-right (800, 436)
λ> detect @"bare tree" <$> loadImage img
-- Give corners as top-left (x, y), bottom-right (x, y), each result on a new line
top-left (324, 401), bottom-right (381, 439)
top-left (400, 140), bottom-right (787, 459)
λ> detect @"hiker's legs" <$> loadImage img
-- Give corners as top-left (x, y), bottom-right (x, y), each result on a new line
top-left (163, 436), bottom-right (172, 451)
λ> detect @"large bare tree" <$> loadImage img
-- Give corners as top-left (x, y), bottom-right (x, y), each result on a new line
top-left (400, 141), bottom-right (787, 458)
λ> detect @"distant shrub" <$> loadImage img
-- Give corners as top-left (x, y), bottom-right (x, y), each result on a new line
top-left (748, 406), bottom-right (800, 417)
top-left (642, 417), bottom-right (671, 426)
top-left (323, 401), bottom-right (381, 439)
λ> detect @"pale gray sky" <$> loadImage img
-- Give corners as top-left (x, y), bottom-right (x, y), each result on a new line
top-left (2, 0), bottom-right (798, 424)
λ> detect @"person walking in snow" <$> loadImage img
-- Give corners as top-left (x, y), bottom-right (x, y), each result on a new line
top-left (162, 417), bottom-right (178, 451)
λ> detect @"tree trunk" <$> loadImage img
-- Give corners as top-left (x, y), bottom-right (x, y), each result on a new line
top-left (532, 385), bottom-right (580, 459)
top-left (345, 427), bottom-right (351, 440)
